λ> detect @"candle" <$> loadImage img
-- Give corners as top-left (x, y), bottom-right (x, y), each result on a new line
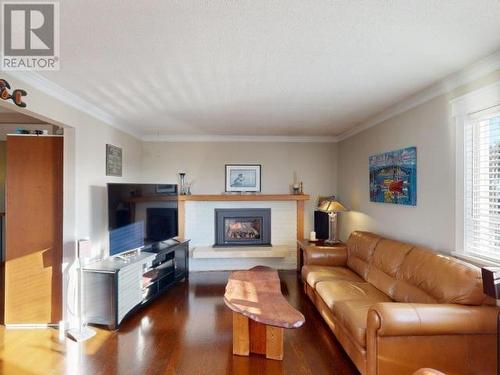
top-left (310, 231), bottom-right (317, 241)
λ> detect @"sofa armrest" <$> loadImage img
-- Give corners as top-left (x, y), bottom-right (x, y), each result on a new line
top-left (367, 302), bottom-right (498, 336)
top-left (303, 246), bottom-right (347, 267)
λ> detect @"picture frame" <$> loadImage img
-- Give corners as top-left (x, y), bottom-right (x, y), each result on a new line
top-left (155, 184), bottom-right (177, 194)
top-left (106, 144), bottom-right (122, 177)
top-left (369, 146), bottom-right (417, 206)
top-left (225, 164), bottom-right (261, 192)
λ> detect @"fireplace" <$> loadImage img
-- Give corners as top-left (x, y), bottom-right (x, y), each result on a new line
top-left (214, 208), bottom-right (271, 247)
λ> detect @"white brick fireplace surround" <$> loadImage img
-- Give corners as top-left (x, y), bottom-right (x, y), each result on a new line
top-left (185, 201), bottom-right (297, 271)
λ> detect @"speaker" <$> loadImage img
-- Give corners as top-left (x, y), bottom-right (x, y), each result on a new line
top-left (314, 210), bottom-right (329, 240)
top-left (482, 267), bottom-right (500, 299)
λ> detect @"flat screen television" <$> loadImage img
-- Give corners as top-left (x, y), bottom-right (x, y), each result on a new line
top-left (107, 183), bottom-right (178, 256)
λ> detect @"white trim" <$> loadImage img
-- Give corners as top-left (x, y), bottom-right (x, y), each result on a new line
top-left (337, 49), bottom-right (500, 142)
top-left (451, 251), bottom-right (500, 267)
top-left (141, 134), bottom-right (339, 143)
top-left (450, 81), bottom-right (500, 117)
top-left (7, 71), bottom-right (140, 138)
top-left (453, 82), bottom-right (500, 263)
top-left (454, 111), bottom-right (466, 257)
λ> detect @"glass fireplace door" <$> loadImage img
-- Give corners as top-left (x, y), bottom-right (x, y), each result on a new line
top-left (224, 217), bottom-right (262, 242)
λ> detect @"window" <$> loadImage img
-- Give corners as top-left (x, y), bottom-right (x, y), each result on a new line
top-left (464, 110), bottom-right (500, 262)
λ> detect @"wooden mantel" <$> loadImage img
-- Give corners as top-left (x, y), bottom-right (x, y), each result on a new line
top-left (177, 194), bottom-right (310, 241)
top-left (178, 194), bottom-right (309, 201)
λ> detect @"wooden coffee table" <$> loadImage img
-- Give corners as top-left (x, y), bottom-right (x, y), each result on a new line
top-left (224, 266), bottom-right (305, 360)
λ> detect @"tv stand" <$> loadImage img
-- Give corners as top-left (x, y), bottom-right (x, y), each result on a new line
top-left (162, 238), bottom-right (180, 246)
top-left (83, 239), bottom-right (189, 329)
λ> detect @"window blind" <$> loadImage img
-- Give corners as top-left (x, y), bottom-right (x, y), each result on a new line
top-left (464, 112), bottom-right (500, 261)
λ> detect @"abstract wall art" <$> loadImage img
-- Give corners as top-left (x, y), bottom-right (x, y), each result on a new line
top-left (369, 147), bottom-right (417, 206)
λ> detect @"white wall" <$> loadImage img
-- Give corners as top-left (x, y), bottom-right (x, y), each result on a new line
top-left (141, 141), bottom-right (338, 236)
top-left (337, 70), bottom-right (500, 252)
top-left (337, 95), bottom-right (454, 250)
top-left (72, 123), bottom-right (142, 258)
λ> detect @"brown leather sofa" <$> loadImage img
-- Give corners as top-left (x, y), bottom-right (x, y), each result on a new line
top-left (302, 231), bottom-right (498, 375)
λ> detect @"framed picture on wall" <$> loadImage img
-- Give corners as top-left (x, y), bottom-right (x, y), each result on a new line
top-left (106, 144), bottom-right (122, 177)
top-left (369, 146), bottom-right (417, 205)
top-left (156, 184), bottom-right (177, 194)
top-left (225, 164), bottom-right (261, 192)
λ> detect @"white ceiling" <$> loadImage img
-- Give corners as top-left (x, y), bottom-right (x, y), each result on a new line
top-left (39, 0), bottom-right (500, 138)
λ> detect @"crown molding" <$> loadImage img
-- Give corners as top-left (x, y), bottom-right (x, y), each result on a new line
top-left (336, 49), bottom-right (500, 142)
top-left (1, 72), bottom-right (339, 143)
top-left (7, 71), bottom-right (140, 138)
top-left (450, 80), bottom-right (500, 117)
top-left (8, 48), bottom-right (500, 144)
top-left (141, 134), bottom-right (339, 143)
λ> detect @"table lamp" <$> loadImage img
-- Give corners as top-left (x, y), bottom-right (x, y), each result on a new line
top-left (318, 196), bottom-right (347, 244)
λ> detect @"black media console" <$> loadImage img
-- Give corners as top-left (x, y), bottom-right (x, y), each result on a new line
top-left (83, 239), bottom-right (189, 330)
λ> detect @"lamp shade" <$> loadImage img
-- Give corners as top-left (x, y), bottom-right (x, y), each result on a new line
top-left (318, 198), bottom-right (347, 213)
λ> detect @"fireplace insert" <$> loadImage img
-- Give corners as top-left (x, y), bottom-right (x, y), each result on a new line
top-left (214, 208), bottom-right (271, 247)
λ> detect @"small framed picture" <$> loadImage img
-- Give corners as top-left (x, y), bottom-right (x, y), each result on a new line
top-left (106, 144), bottom-right (122, 177)
top-left (225, 164), bottom-right (261, 192)
top-left (155, 184), bottom-right (177, 194)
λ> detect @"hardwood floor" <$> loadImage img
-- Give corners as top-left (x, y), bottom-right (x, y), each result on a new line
top-left (0, 271), bottom-right (359, 375)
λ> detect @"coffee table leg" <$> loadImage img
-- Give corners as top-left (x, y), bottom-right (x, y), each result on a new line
top-left (233, 312), bottom-right (249, 356)
top-left (249, 319), bottom-right (267, 355)
top-left (232, 312), bottom-right (284, 360)
top-left (266, 326), bottom-right (284, 360)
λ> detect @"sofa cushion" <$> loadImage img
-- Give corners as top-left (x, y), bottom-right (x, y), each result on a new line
top-left (394, 247), bottom-right (485, 305)
top-left (315, 280), bottom-right (392, 311)
top-left (367, 238), bottom-right (413, 299)
top-left (301, 265), bottom-right (363, 288)
top-left (346, 231), bottom-right (381, 280)
top-left (333, 299), bottom-right (376, 348)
